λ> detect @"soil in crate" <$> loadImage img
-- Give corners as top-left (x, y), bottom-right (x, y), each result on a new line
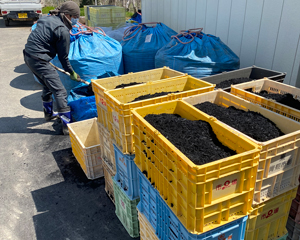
top-left (130, 91), bottom-right (179, 103)
top-left (144, 114), bottom-right (236, 165)
top-left (194, 102), bottom-right (284, 142)
top-left (115, 82), bottom-right (144, 89)
top-left (215, 77), bottom-right (252, 89)
top-left (250, 90), bottom-right (300, 110)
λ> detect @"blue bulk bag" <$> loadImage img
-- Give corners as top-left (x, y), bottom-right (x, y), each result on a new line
top-left (67, 71), bottom-right (119, 122)
top-left (52, 23), bottom-right (123, 94)
top-left (68, 96), bottom-right (97, 122)
top-left (121, 22), bottom-right (177, 73)
top-left (155, 29), bottom-right (240, 78)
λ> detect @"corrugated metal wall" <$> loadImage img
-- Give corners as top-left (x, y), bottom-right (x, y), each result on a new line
top-left (142, 0), bottom-right (300, 86)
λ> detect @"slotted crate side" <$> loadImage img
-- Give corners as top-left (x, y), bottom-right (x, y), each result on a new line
top-left (68, 118), bottom-right (103, 180)
top-left (106, 76), bottom-right (215, 154)
top-left (103, 160), bottom-right (115, 204)
top-left (137, 209), bottom-right (159, 240)
top-left (182, 90), bottom-right (300, 204)
top-left (245, 187), bottom-right (297, 240)
top-left (201, 66), bottom-right (286, 92)
top-left (96, 104), bottom-right (109, 129)
top-left (286, 217), bottom-right (300, 240)
top-left (132, 100), bottom-right (260, 233)
top-left (138, 169), bottom-right (249, 239)
top-left (113, 177), bottom-right (140, 238)
top-left (231, 79), bottom-right (300, 122)
top-left (97, 122), bottom-right (116, 172)
top-left (114, 143), bottom-right (139, 200)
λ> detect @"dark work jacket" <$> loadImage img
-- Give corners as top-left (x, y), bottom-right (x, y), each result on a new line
top-left (25, 15), bottom-right (74, 74)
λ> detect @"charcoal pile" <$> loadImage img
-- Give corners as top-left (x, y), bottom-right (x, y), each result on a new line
top-left (144, 114), bottom-right (236, 165)
top-left (250, 90), bottom-right (300, 110)
top-left (130, 91), bottom-right (179, 103)
top-left (215, 77), bottom-right (252, 89)
top-left (115, 82), bottom-right (144, 89)
top-left (194, 102), bottom-right (284, 142)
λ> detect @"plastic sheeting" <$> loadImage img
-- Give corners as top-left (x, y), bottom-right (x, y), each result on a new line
top-left (52, 23), bottom-right (123, 94)
top-left (155, 30), bottom-right (240, 78)
top-left (104, 23), bottom-right (138, 42)
top-left (121, 22), bottom-right (177, 73)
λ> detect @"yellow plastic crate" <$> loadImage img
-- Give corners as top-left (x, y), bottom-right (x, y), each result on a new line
top-left (97, 122), bottom-right (116, 172)
top-left (231, 78), bottom-right (300, 122)
top-left (138, 208), bottom-right (159, 240)
top-left (68, 118), bottom-right (104, 180)
top-left (183, 90), bottom-right (300, 205)
top-left (92, 67), bottom-right (186, 129)
top-left (245, 187), bottom-right (297, 240)
top-left (103, 159), bottom-right (116, 204)
top-left (132, 100), bottom-right (261, 233)
top-left (89, 7), bottom-right (111, 24)
top-left (111, 6), bottom-right (126, 24)
top-left (105, 76), bottom-right (215, 154)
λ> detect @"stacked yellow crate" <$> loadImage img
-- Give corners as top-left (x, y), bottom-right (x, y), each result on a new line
top-left (182, 90), bottom-right (300, 239)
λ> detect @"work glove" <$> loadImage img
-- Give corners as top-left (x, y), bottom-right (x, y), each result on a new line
top-left (70, 71), bottom-right (81, 82)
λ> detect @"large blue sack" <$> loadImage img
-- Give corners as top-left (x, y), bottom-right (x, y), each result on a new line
top-left (52, 23), bottom-right (123, 94)
top-left (155, 30), bottom-right (240, 78)
top-left (67, 71), bottom-right (119, 122)
top-left (121, 22), bottom-right (177, 73)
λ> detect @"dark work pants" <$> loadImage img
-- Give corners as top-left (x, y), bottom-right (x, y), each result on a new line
top-left (24, 54), bottom-right (70, 112)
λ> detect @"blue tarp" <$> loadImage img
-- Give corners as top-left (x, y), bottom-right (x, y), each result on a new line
top-left (155, 32), bottom-right (240, 78)
top-left (121, 22), bottom-right (177, 74)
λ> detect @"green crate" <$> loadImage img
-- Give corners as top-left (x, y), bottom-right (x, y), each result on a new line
top-left (113, 177), bottom-right (140, 238)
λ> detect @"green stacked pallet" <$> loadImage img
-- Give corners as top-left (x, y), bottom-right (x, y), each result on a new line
top-left (113, 177), bottom-right (140, 238)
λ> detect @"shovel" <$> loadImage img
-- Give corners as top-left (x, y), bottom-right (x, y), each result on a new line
top-left (49, 62), bottom-right (93, 95)
top-left (49, 62), bottom-right (90, 86)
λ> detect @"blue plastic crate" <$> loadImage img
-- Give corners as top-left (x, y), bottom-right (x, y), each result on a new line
top-left (137, 169), bottom-right (248, 240)
top-left (113, 143), bottom-right (139, 200)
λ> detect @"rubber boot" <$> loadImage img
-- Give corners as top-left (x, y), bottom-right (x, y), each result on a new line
top-left (58, 111), bottom-right (72, 135)
top-left (43, 101), bottom-right (58, 121)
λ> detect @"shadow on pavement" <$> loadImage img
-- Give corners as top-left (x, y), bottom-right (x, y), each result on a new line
top-left (0, 115), bottom-right (62, 135)
top-left (20, 91), bottom-right (43, 111)
top-left (31, 147), bottom-right (138, 240)
top-left (10, 72), bottom-right (42, 91)
top-left (14, 63), bottom-right (31, 74)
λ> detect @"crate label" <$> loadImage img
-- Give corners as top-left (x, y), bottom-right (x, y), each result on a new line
top-left (268, 150), bottom-right (294, 175)
top-left (145, 34), bottom-right (153, 43)
top-left (212, 173), bottom-right (240, 201)
top-left (119, 198), bottom-right (126, 211)
top-left (119, 156), bottom-right (127, 169)
top-left (99, 97), bottom-right (107, 110)
top-left (260, 207), bottom-right (280, 220)
top-left (112, 110), bottom-right (120, 129)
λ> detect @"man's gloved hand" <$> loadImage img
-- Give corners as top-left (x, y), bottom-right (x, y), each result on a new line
top-left (70, 71), bottom-right (81, 82)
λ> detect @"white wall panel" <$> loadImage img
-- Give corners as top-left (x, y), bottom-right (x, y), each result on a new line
top-left (205, 0), bottom-right (219, 35)
top-left (170, 0), bottom-right (179, 31)
top-left (194, 0), bottom-right (207, 30)
top-left (185, 0), bottom-right (197, 30)
top-left (239, 0), bottom-right (264, 68)
top-left (142, 0), bottom-right (300, 86)
top-left (227, 0), bottom-right (247, 56)
top-left (215, 0), bottom-right (232, 45)
top-left (272, 0), bottom-right (300, 84)
top-left (255, 0), bottom-right (284, 69)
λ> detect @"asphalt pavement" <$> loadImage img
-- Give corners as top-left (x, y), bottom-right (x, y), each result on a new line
top-left (0, 17), bottom-right (138, 240)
